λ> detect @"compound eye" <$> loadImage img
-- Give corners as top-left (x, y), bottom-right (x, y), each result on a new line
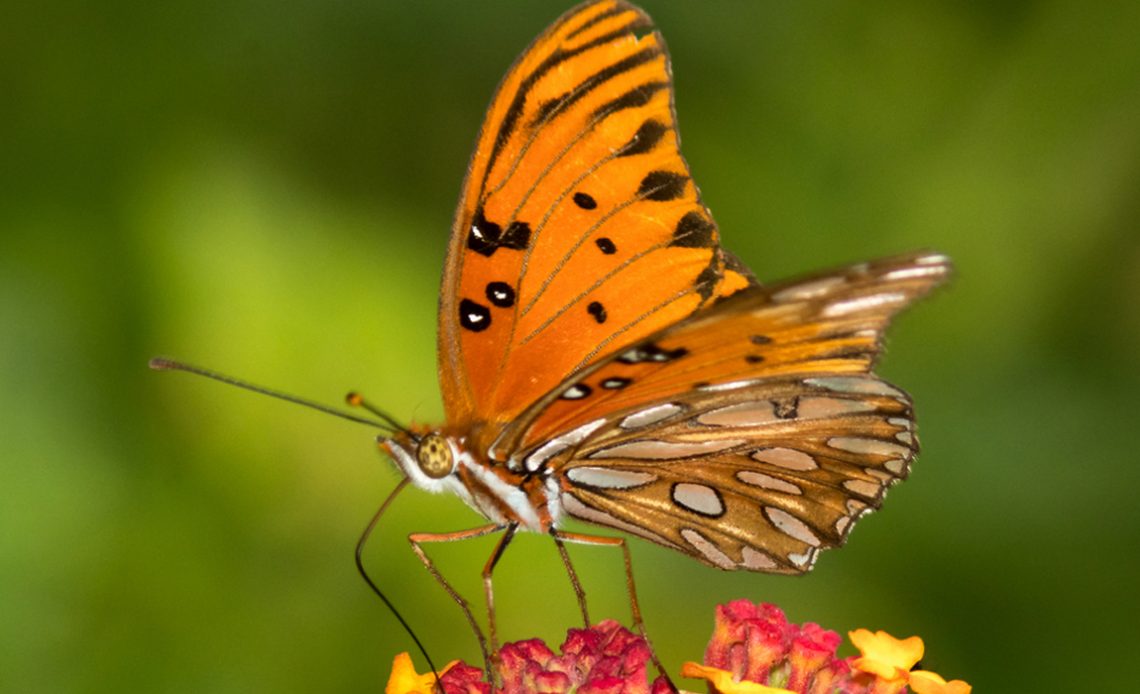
top-left (416, 434), bottom-right (454, 479)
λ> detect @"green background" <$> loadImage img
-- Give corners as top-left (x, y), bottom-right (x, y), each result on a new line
top-left (4, 1), bottom-right (1138, 691)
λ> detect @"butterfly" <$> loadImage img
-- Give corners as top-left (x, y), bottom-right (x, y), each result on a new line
top-left (155, 0), bottom-right (950, 683)
top-left (367, 0), bottom-right (950, 675)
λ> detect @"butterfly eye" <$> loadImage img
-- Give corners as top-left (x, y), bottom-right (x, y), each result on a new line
top-left (416, 434), bottom-right (454, 479)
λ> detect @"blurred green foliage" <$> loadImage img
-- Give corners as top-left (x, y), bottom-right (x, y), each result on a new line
top-left (3, 0), bottom-right (1138, 691)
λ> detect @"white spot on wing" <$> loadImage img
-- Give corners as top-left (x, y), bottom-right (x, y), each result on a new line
top-left (590, 438), bottom-right (744, 460)
top-left (620, 403), bottom-right (682, 429)
top-left (672, 483), bottom-right (725, 516)
top-left (846, 499), bottom-right (869, 515)
top-left (680, 528), bottom-right (735, 569)
top-left (788, 549), bottom-right (817, 569)
top-left (843, 479), bottom-right (880, 498)
top-left (822, 292), bottom-right (907, 318)
top-left (523, 418), bottom-right (607, 471)
top-left (736, 471), bottom-right (803, 495)
top-left (796, 396), bottom-right (876, 419)
top-left (698, 401), bottom-right (779, 426)
top-left (771, 276), bottom-right (846, 302)
top-left (827, 437), bottom-right (912, 458)
top-left (741, 546), bottom-right (778, 570)
top-left (806, 376), bottom-right (904, 398)
top-left (764, 507), bottom-right (821, 547)
top-left (883, 265), bottom-right (947, 281)
top-left (566, 467), bottom-right (656, 490)
top-left (751, 448), bottom-right (818, 471)
top-left (699, 379), bottom-right (761, 392)
top-left (915, 253), bottom-right (950, 266)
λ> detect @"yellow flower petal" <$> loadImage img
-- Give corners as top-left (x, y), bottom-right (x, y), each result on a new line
top-left (909, 669), bottom-right (972, 694)
top-left (680, 662), bottom-right (795, 694)
top-left (848, 629), bottom-right (924, 681)
top-left (385, 652), bottom-right (457, 694)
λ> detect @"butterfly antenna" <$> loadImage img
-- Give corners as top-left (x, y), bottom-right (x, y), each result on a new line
top-left (356, 477), bottom-right (445, 691)
top-left (345, 392), bottom-right (410, 435)
top-left (149, 357), bottom-right (399, 434)
top-left (153, 358), bottom-right (440, 683)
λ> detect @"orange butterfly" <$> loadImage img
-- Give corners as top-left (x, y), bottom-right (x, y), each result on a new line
top-left (378, 0), bottom-right (949, 675)
top-left (156, 0), bottom-right (950, 683)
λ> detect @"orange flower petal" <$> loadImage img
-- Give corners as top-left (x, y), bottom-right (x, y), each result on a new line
top-left (385, 652), bottom-right (458, 694)
top-left (909, 669), bottom-right (972, 694)
top-left (680, 662), bottom-right (795, 693)
top-left (848, 629), bottom-right (924, 680)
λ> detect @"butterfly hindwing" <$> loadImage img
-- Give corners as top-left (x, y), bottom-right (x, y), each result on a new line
top-left (503, 252), bottom-right (949, 571)
top-left (438, 0), bottom-right (754, 446)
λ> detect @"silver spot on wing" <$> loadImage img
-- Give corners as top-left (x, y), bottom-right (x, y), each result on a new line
top-left (590, 438), bottom-right (745, 460)
top-left (680, 528), bottom-right (735, 569)
top-left (770, 276), bottom-right (846, 302)
top-left (698, 400), bottom-right (780, 427)
top-left (619, 403), bottom-right (683, 429)
top-left (822, 292), bottom-right (907, 318)
top-left (671, 483), bottom-right (725, 516)
top-left (827, 437), bottom-right (912, 458)
top-left (736, 471), bottom-right (803, 495)
top-left (805, 376), bottom-right (904, 398)
top-left (741, 546), bottom-right (779, 570)
top-left (751, 448), bottom-right (819, 471)
top-left (565, 467), bottom-right (657, 490)
top-left (764, 507), bottom-right (821, 547)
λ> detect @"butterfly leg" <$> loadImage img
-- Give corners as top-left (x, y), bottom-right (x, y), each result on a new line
top-left (408, 523), bottom-right (506, 674)
top-left (549, 529), bottom-right (591, 627)
top-left (552, 530), bottom-right (676, 691)
top-left (479, 522), bottom-right (518, 661)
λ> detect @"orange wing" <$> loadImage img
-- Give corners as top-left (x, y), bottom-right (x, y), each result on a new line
top-left (495, 252), bottom-right (950, 456)
top-left (438, 0), bottom-right (753, 447)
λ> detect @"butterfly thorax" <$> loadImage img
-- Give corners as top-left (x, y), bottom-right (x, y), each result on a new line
top-left (382, 429), bottom-right (560, 532)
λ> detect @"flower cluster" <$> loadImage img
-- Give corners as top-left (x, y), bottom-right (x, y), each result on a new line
top-left (385, 601), bottom-right (969, 694)
top-left (387, 620), bottom-right (670, 694)
top-left (684, 600), bottom-right (969, 694)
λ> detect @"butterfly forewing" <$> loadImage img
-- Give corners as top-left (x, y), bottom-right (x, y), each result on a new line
top-left (439, 0), bottom-right (754, 447)
top-left (503, 252), bottom-right (948, 453)
top-left (508, 253), bottom-right (949, 571)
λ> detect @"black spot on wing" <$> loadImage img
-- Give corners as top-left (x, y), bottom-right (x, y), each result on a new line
top-left (587, 301), bottom-right (607, 324)
top-left (595, 237), bottom-right (617, 254)
top-left (485, 282), bottom-right (515, 308)
top-left (694, 256), bottom-right (721, 301)
top-left (561, 383), bottom-right (592, 400)
top-left (638, 170), bottom-right (688, 201)
top-left (459, 299), bottom-right (491, 332)
top-left (671, 211), bottom-right (715, 247)
top-left (573, 192), bottom-right (598, 210)
top-left (593, 81), bottom-right (669, 120)
top-left (617, 342), bottom-right (689, 364)
top-left (467, 209), bottom-right (531, 257)
top-left (617, 118), bottom-right (668, 157)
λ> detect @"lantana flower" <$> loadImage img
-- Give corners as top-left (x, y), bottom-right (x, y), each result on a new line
top-left (384, 600), bottom-right (970, 694)
top-left (684, 600), bottom-right (971, 694)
